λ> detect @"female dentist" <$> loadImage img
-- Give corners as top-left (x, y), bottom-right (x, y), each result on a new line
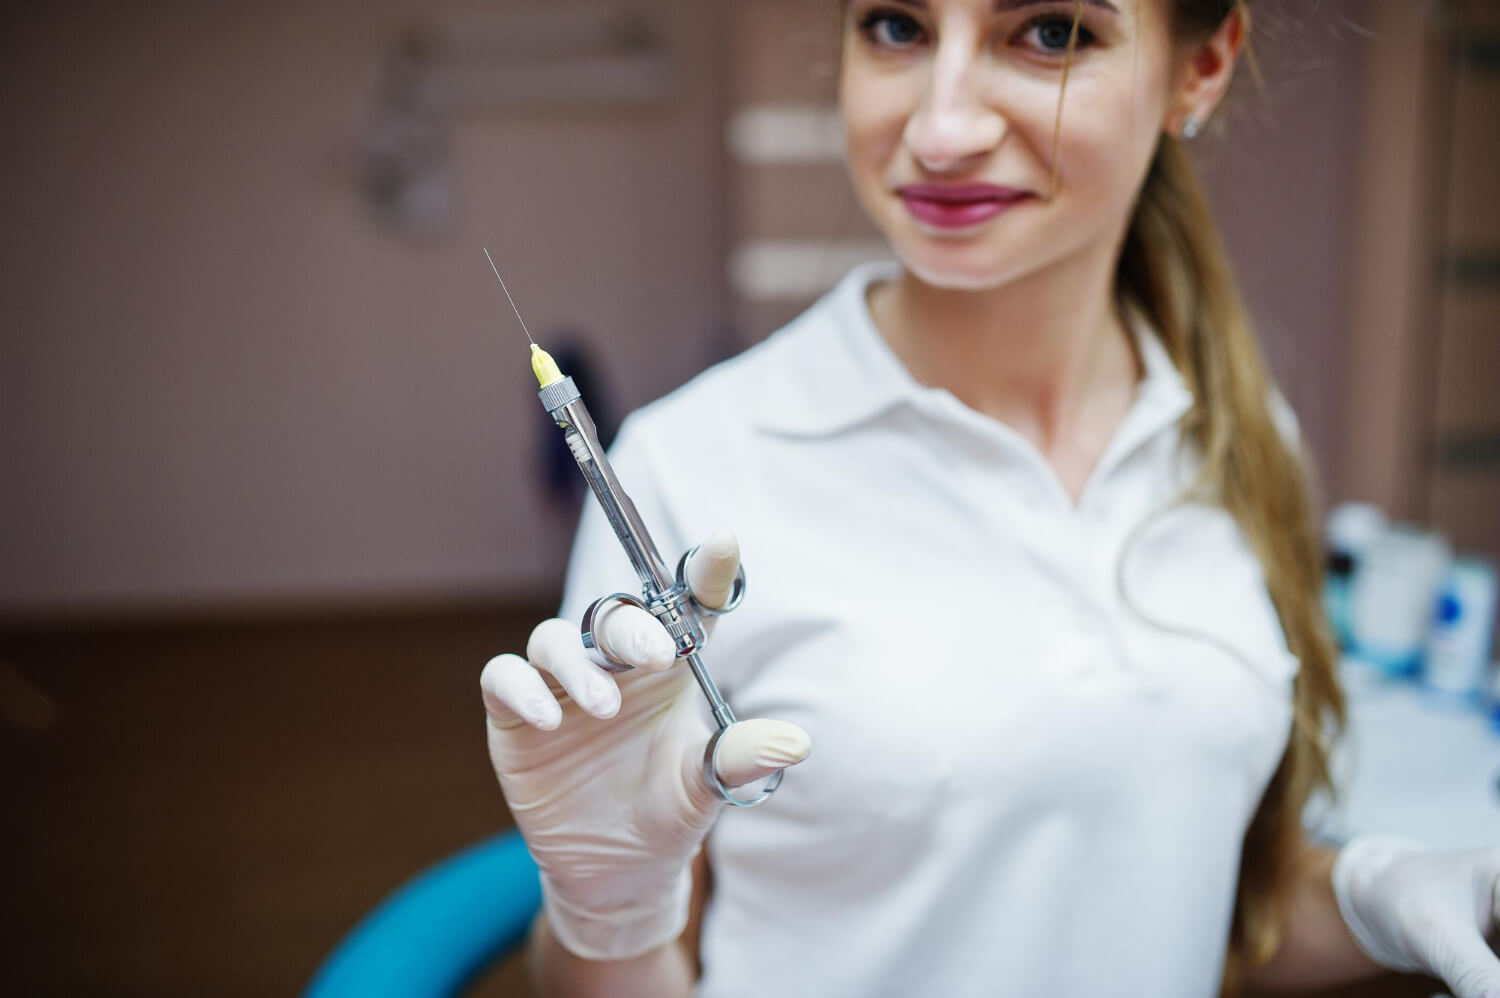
top-left (482, 1), bottom-right (1500, 995)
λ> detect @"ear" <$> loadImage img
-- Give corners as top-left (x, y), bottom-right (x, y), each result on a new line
top-left (1167, 7), bottom-right (1246, 138)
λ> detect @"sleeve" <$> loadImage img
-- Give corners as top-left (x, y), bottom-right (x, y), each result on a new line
top-left (556, 413), bottom-right (690, 624)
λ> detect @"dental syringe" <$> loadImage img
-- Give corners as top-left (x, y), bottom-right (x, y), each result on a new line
top-left (486, 250), bottom-right (781, 807)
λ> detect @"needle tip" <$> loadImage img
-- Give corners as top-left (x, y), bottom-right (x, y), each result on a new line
top-left (482, 247), bottom-right (537, 345)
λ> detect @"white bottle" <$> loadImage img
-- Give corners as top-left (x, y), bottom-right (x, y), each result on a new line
top-left (1348, 525), bottom-right (1451, 676)
top-left (1424, 558), bottom-right (1498, 699)
top-left (1324, 503), bottom-right (1387, 650)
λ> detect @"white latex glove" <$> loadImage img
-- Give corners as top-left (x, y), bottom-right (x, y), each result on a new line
top-left (1334, 836), bottom-right (1500, 997)
top-left (481, 531), bottom-right (812, 960)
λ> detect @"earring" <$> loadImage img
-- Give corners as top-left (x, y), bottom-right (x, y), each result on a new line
top-left (1181, 114), bottom-right (1202, 141)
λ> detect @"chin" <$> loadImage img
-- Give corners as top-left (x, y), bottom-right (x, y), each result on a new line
top-left (894, 241), bottom-right (1019, 293)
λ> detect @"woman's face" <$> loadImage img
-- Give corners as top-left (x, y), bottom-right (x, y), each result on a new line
top-left (840, 0), bottom-right (1190, 291)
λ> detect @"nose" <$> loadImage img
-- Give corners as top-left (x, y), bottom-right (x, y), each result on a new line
top-left (902, 39), bottom-right (1005, 173)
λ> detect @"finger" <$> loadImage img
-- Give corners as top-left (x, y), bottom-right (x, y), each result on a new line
top-left (594, 601), bottom-right (677, 671)
top-left (687, 529), bottom-right (740, 610)
top-left (1433, 929), bottom-right (1500, 998)
top-left (529, 617), bottom-right (622, 720)
top-left (481, 653), bottom-right (562, 731)
top-left (713, 718), bottom-right (812, 789)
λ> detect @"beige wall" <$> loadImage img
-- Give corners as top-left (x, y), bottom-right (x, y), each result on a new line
top-left (1336, 0), bottom-right (1500, 564)
top-left (0, 1), bottom-right (728, 616)
top-left (1194, 2), bottom-right (1369, 491)
top-left (1428, 0), bottom-right (1500, 560)
top-left (1337, 0), bottom-right (1451, 521)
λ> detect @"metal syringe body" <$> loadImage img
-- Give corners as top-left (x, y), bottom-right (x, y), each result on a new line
top-left (534, 352), bottom-right (738, 733)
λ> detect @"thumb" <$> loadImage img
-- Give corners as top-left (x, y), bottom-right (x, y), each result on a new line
top-left (1434, 930), bottom-right (1500, 998)
top-left (712, 718), bottom-right (812, 789)
top-left (686, 530), bottom-right (741, 610)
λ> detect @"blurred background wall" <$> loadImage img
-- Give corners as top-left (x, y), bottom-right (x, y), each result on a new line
top-left (1425, 1), bottom-right (1500, 559)
top-left (0, 0), bottom-right (730, 617)
top-left (1, 1), bottom-right (1496, 619)
top-left (1, 2), bottom-right (1496, 996)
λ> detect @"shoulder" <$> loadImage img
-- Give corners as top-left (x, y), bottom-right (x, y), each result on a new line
top-left (623, 325), bottom-right (806, 445)
top-left (619, 266), bottom-right (877, 456)
top-left (563, 280), bottom-right (858, 616)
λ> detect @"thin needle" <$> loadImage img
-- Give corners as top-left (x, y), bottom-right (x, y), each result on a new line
top-left (483, 247), bottom-right (535, 345)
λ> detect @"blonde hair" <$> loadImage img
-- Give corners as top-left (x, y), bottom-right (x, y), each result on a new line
top-left (838, 0), bottom-right (1345, 989)
top-left (1121, 133), bottom-right (1345, 993)
top-left (1113, 3), bottom-right (1344, 990)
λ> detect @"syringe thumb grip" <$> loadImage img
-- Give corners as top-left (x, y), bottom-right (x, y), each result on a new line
top-left (682, 530), bottom-right (741, 612)
top-left (710, 719), bottom-right (812, 789)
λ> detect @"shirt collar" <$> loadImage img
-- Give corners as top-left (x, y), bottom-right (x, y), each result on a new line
top-left (750, 262), bottom-right (1194, 439)
top-left (1129, 307), bottom-right (1195, 424)
top-left (750, 261), bottom-right (913, 437)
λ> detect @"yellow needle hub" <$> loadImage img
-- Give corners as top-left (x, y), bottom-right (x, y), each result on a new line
top-left (531, 343), bottom-right (565, 388)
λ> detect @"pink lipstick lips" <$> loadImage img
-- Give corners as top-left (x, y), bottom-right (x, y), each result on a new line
top-left (897, 183), bottom-right (1033, 230)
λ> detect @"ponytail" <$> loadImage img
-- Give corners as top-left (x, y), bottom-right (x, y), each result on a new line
top-left (1118, 138), bottom-right (1345, 993)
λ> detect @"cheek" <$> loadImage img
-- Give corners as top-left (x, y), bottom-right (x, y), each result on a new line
top-left (840, 74), bottom-right (911, 180)
top-left (1053, 81), bottom-right (1163, 203)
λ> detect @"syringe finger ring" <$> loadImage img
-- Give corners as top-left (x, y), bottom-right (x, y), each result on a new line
top-left (705, 729), bottom-right (785, 808)
top-left (579, 593), bottom-right (650, 673)
top-left (674, 546), bottom-right (747, 618)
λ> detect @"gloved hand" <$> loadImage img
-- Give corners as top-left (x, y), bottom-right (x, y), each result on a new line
top-left (1333, 836), bottom-right (1500, 997)
top-left (481, 531), bottom-right (812, 960)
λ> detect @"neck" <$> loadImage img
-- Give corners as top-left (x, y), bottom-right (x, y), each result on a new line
top-left (868, 244), bottom-right (1142, 452)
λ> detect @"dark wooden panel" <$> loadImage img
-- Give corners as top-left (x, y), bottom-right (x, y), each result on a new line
top-left (0, 605), bottom-right (549, 998)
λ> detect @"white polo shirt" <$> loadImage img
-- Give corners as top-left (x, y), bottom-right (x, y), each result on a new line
top-left (560, 263), bottom-right (1298, 997)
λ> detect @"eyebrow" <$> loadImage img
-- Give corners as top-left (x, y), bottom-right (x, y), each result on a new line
top-left (883, 0), bottom-right (1122, 12)
top-left (996, 0), bottom-right (1120, 11)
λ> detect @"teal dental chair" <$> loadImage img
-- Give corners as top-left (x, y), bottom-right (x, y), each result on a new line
top-left (305, 830), bottom-right (542, 998)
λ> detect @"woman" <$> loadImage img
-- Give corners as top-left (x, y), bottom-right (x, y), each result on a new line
top-left (482, 1), bottom-right (1500, 995)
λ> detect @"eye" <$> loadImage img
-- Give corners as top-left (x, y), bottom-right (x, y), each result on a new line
top-left (857, 9), bottom-right (927, 50)
top-left (1018, 14), bottom-right (1096, 55)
